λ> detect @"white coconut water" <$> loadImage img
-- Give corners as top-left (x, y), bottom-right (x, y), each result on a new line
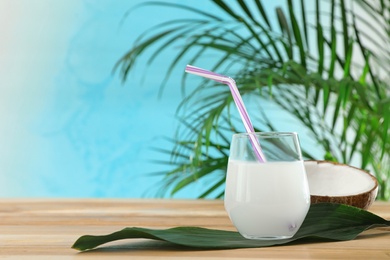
top-left (224, 160), bottom-right (310, 239)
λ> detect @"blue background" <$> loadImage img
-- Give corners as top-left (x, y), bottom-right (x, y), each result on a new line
top-left (0, 0), bottom-right (318, 198)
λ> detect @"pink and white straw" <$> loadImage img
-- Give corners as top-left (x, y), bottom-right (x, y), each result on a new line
top-left (185, 65), bottom-right (266, 162)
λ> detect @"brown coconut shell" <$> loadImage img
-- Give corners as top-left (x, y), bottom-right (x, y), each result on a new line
top-left (304, 160), bottom-right (378, 210)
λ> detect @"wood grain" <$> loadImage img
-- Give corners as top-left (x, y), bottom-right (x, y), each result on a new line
top-left (1, 199), bottom-right (389, 259)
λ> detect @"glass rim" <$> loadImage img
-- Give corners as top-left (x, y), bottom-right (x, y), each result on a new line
top-left (233, 131), bottom-right (298, 139)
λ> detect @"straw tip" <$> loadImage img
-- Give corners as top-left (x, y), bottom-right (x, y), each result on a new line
top-left (185, 64), bottom-right (191, 72)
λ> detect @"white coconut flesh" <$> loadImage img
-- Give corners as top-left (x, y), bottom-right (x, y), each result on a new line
top-left (304, 161), bottom-right (377, 196)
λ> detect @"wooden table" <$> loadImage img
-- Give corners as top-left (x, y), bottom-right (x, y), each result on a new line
top-left (1, 199), bottom-right (390, 259)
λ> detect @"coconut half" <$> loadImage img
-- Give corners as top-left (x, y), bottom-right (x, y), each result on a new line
top-left (304, 160), bottom-right (378, 210)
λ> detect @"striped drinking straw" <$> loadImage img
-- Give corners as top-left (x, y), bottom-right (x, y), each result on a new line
top-left (185, 65), bottom-right (266, 163)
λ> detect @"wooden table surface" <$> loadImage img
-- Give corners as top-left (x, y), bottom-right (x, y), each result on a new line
top-left (1, 199), bottom-right (390, 259)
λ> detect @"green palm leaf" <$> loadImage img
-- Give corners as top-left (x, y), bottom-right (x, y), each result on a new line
top-left (72, 203), bottom-right (390, 251)
top-left (116, 0), bottom-right (390, 200)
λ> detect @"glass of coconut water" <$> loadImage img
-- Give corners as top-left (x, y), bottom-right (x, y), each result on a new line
top-left (224, 132), bottom-right (310, 240)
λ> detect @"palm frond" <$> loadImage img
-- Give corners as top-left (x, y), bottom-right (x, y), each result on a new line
top-left (117, 0), bottom-right (390, 200)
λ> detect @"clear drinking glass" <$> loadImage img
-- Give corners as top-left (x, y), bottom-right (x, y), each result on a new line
top-left (224, 132), bottom-right (310, 240)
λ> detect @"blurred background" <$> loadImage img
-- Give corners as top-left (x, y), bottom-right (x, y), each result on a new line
top-left (0, 0), bottom-right (203, 197)
top-left (1, 0), bottom-right (388, 199)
